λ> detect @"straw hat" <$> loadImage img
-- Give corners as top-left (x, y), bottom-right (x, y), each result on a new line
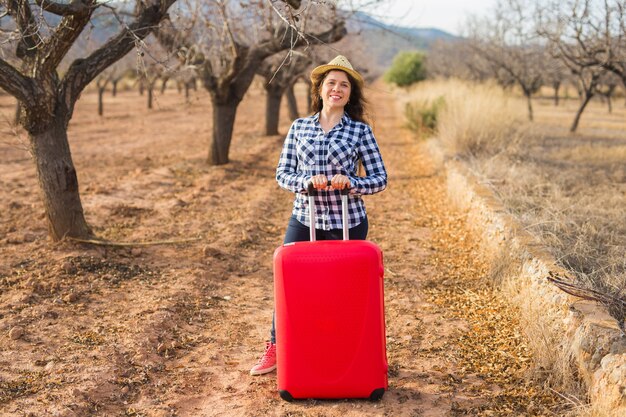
top-left (310, 55), bottom-right (364, 88)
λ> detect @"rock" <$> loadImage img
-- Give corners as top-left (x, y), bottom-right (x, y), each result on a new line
top-left (34, 358), bottom-right (48, 367)
top-left (22, 232), bottom-right (37, 243)
top-left (202, 245), bottom-right (223, 259)
top-left (18, 294), bottom-right (35, 304)
top-left (25, 277), bottom-right (43, 293)
top-left (63, 292), bottom-right (80, 303)
top-left (44, 310), bottom-right (59, 319)
top-left (61, 261), bottom-right (77, 274)
top-left (9, 326), bottom-right (24, 340)
top-left (131, 248), bottom-right (142, 257)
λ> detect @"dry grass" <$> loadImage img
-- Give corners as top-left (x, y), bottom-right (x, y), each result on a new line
top-left (402, 79), bottom-right (626, 412)
top-left (403, 79), bottom-right (625, 328)
top-left (398, 78), bottom-right (529, 155)
top-left (492, 247), bottom-right (587, 403)
top-left (471, 132), bottom-right (626, 331)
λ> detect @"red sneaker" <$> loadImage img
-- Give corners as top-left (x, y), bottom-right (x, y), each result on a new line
top-left (250, 341), bottom-right (277, 376)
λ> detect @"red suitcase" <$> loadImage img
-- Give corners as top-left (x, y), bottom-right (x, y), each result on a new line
top-left (273, 184), bottom-right (388, 401)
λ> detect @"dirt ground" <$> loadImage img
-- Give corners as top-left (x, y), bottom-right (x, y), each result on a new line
top-left (0, 83), bottom-right (566, 416)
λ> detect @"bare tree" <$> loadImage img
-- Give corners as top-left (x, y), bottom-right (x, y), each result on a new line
top-left (155, 0), bottom-right (346, 165)
top-left (543, 54), bottom-right (568, 106)
top-left (427, 39), bottom-right (491, 81)
top-left (143, 64), bottom-right (161, 109)
top-left (109, 55), bottom-right (137, 97)
top-left (95, 56), bottom-right (135, 116)
top-left (465, 0), bottom-right (545, 121)
top-left (285, 82), bottom-right (299, 119)
top-left (258, 52), bottom-right (312, 135)
top-left (0, 0), bottom-right (178, 241)
top-left (284, 76), bottom-right (309, 120)
top-left (597, 67), bottom-right (621, 113)
top-left (560, 1), bottom-right (626, 90)
top-left (537, 0), bottom-right (615, 131)
top-left (96, 75), bottom-right (110, 117)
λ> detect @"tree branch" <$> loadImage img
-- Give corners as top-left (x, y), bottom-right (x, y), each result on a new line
top-left (0, 57), bottom-right (33, 102)
top-left (6, 0), bottom-right (43, 59)
top-left (255, 20), bottom-right (346, 61)
top-left (33, 0), bottom-right (92, 16)
top-left (61, 0), bottom-right (177, 108)
top-left (37, 0), bottom-right (96, 75)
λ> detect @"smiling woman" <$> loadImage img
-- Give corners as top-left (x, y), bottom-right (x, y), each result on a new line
top-left (250, 55), bottom-right (388, 376)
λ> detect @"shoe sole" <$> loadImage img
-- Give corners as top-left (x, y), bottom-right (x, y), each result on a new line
top-left (249, 365), bottom-right (276, 376)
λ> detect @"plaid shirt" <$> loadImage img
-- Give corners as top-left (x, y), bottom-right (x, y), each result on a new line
top-left (276, 112), bottom-right (387, 231)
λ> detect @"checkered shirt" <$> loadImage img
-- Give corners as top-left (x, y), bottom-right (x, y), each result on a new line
top-left (276, 112), bottom-right (387, 231)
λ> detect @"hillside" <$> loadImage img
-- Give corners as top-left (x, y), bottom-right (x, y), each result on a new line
top-left (331, 11), bottom-right (457, 79)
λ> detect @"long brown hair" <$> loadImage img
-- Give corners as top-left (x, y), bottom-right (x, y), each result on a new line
top-left (310, 70), bottom-right (369, 124)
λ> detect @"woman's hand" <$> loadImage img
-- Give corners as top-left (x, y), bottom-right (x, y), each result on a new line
top-left (309, 174), bottom-right (329, 190)
top-left (330, 174), bottom-right (351, 190)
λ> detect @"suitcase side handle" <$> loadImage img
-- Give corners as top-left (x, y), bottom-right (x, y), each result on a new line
top-left (306, 181), bottom-right (350, 241)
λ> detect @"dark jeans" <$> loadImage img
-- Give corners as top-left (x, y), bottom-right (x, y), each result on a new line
top-left (270, 215), bottom-right (369, 343)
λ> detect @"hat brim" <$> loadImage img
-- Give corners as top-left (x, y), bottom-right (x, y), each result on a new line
top-left (310, 64), bottom-right (364, 88)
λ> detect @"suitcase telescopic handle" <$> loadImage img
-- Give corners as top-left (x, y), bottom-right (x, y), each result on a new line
top-left (306, 181), bottom-right (350, 242)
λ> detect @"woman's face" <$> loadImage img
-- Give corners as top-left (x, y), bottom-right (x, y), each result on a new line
top-left (320, 70), bottom-right (351, 111)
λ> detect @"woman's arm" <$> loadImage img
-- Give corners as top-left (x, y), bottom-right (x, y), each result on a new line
top-left (348, 125), bottom-right (387, 195)
top-left (276, 121), bottom-right (310, 193)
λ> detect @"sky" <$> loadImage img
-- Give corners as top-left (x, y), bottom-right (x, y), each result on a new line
top-left (359, 0), bottom-right (496, 35)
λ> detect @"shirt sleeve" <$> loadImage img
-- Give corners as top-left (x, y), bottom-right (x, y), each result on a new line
top-left (276, 120), bottom-right (310, 193)
top-left (348, 125), bottom-right (387, 195)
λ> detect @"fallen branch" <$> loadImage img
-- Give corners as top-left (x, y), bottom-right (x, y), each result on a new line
top-left (66, 236), bottom-right (201, 247)
top-left (547, 271), bottom-right (626, 334)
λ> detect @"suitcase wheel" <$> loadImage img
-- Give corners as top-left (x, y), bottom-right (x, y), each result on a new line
top-left (369, 388), bottom-right (385, 401)
top-left (279, 390), bottom-right (294, 402)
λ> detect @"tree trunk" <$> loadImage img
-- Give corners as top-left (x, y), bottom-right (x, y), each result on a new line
top-left (525, 92), bottom-right (533, 122)
top-left (29, 118), bottom-right (92, 240)
top-left (607, 94), bottom-right (612, 114)
top-left (160, 77), bottom-right (169, 94)
top-left (98, 87), bottom-right (105, 116)
top-left (185, 83), bottom-right (191, 100)
top-left (148, 85), bottom-right (154, 109)
top-left (209, 101), bottom-right (238, 165)
top-left (112, 80), bottom-right (119, 97)
top-left (576, 84), bottom-right (583, 103)
top-left (570, 93), bottom-right (593, 132)
top-left (265, 88), bottom-right (282, 135)
top-left (553, 82), bottom-right (560, 106)
top-left (286, 84), bottom-right (299, 120)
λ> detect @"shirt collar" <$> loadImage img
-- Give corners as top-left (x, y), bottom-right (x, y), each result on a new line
top-left (312, 112), bottom-right (352, 130)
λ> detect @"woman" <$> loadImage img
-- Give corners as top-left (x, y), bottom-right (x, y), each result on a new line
top-left (250, 55), bottom-right (387, 376)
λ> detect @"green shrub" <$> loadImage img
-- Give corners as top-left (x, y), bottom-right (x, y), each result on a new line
top-left (404, 96), bottom-right (445, 136)
top-left (384, 51), bottom-right (427, 87)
